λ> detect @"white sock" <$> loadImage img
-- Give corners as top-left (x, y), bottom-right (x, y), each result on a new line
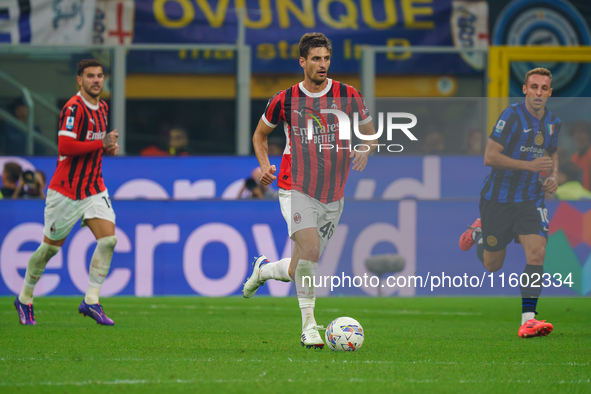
top-left (295, 259), bottom-right (317, 330)
top-left (473, 229), bottom-right (482, 242)
top-left (522, 312), bottom-right (536, 325)
top-left (19, 243), bottom-right (60, 304)
top-left (85, 235), bottom-right (117, 305)
top-left (301, 305), bottom-right (316, 330)
top-left (260, 258), bottom-right (292, 282)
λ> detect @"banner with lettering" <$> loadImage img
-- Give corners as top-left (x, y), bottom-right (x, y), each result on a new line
top-left (0, 199), bottom-right (585, 297)
top-left (0, 0), bottom-right (96, 44)
top-left (129, 0), bottom-right (489, 74)
top-left (92, 0), bottom-right (135, 45)
top-left (1, 156), bottom-right (587, 297)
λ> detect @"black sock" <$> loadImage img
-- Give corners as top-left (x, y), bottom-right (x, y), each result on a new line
top-left (476, 243), bottom-right (484, 263)
top-left (475, 232), bottom-right (484, 263)
top-left (520, 264), bottom-right (543, 314)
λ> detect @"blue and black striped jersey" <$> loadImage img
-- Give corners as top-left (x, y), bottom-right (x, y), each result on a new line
top-left (480, 101), bottom-right (560, 203)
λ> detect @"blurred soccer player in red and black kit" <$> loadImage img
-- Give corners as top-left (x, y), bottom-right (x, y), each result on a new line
top-left (14, 59), bottom-right (120, 326)
top-left (242, 33), bottom-right (378, 348)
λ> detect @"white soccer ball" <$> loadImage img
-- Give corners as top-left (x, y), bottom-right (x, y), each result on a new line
top-left (325, 317), bottom-right (364, 351)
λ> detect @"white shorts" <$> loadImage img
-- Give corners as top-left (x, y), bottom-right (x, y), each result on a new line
top-left (43, 189), bottom-right (116, 241)
top-left (278, 188), bottom-right (344, 254)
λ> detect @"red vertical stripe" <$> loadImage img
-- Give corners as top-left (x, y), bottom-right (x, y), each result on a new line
top-left (95, 102), bottom-right (108, 192)
top-left (276, 89), bottom-right (291, 191)
top-left (332, 81), bottom-right (344, 201)
top-left (83, 109), bottom-right (102, 199)
top-left (292, 86), bottom-right (304, 195)
top-left (343, 83), bottom-right (358, 201)
top-left (318, 93), bottom-right (330, 202)
top-left (75, 102), bottom-right (95, 199)
top-left (290, 86), bottom-right (300, 193)
top-left (74, 97), bottom-right (91, 194)
top-left (305, 93), bottom-right (318, 198)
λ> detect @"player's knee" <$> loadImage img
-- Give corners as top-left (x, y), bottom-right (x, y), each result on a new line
top-left (483, 256), bottom-right (503, 272)
top-left (526, 246), bottom-right (545, 265)
top-left (483, 261), bottom-right (502, 272)
top-left (39, 242), bottom-right (60, 261)
top-left (299, 244), bottom-right (320, 262)
top-left (98, 235), bottom-right (117, 251)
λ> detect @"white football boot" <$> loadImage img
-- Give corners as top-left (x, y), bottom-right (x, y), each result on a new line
top-left (242, 255), bottom-right (269, 298)
top-left (301, 325), bottom-right (325, 349)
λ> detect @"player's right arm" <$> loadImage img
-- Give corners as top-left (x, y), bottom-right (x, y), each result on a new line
top-left (252, 118), bottom-right (277, 185)
top-left (253, 93), bottom-right (283, 185)
top-left (484, 139), bottom-right (552, 172)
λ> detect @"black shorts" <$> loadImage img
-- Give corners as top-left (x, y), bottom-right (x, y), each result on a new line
top-left (479, 198), bottom-right (549, 252)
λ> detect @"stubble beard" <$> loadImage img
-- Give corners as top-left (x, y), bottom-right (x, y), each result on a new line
top-left (84, 84), bottom-right (102, 99)
top-left (307, 71), bottom-right (326, 86)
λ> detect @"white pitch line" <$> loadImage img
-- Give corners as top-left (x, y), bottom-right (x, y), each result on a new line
top-left (98, 303), bottom-right (485, 316)
top-left (0, 357), bottom-right (587, 368)
top-left (0, 379), bottom-right (197, 387)
top-left (4, 299), bottom-right (483, 316)
top-left (0, 378), bottom-right (588, 387)
top-left (0, 304), bottom-right (483, 316)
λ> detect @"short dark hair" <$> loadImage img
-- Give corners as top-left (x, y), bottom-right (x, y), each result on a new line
top-left (299, 32), bottom-right (332, 59)
top-left (77, 59), bottom-right (103, 76)
top-left (3, 162), bottom-right (22, 183)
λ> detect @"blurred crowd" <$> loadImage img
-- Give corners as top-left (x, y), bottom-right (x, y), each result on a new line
top-left (0, 161), bottom-right (46, 199)
top-left (0, 98), bottom-right (47, 156)
top-left (2, 95), bottom-right (591, 201)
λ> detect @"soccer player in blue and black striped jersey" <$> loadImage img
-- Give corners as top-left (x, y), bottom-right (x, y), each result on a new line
top-left (459, 67), bottom-right (559, 338)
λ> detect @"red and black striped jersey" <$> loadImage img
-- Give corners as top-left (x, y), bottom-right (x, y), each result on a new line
top-left (48, 92), bottom-right (109, 200)
top-left (262, 79), bottom-right (371, 203)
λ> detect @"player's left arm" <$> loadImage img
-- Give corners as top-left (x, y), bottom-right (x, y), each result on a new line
top-left (542, 121), bottom-right (561, 194)
top-left (350, 88), bottom-right (377, 172)
top-left (541, 150), bottom-right (559, 194)
top-left (351, 121), bottom-right (378, 172)
top-left (100, 102), bottom-right (118, 156)
top-left (103, 129), bottom-right (119, 156)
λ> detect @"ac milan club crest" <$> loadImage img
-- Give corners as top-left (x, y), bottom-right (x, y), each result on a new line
top-left (293, 212), bottom-right (301, 224)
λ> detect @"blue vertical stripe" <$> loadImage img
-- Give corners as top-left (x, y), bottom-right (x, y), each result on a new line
top-left (0, 7), bottom-right (11, 43)
top-left (18, 0), bottom-right (31, 43)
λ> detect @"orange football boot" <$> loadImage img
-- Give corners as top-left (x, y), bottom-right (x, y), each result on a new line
top-left (518, 319), bottom-right (554, 338)
top-left (459, 218), bottom-right (481, 251)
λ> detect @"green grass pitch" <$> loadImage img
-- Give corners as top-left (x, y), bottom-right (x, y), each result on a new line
top-left (1, 297), bottom-right (590, 393)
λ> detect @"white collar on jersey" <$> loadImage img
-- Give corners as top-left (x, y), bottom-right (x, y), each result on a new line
top-left (299, 78), bottom-right (333, 98)
top-left (77, 91), bottom-right (100, 111)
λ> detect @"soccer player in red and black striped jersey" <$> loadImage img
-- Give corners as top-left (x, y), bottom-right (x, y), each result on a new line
top-left (242, 33), bottom-right (378, 348)
top-left (14, 59), bottom-right (120, 326)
